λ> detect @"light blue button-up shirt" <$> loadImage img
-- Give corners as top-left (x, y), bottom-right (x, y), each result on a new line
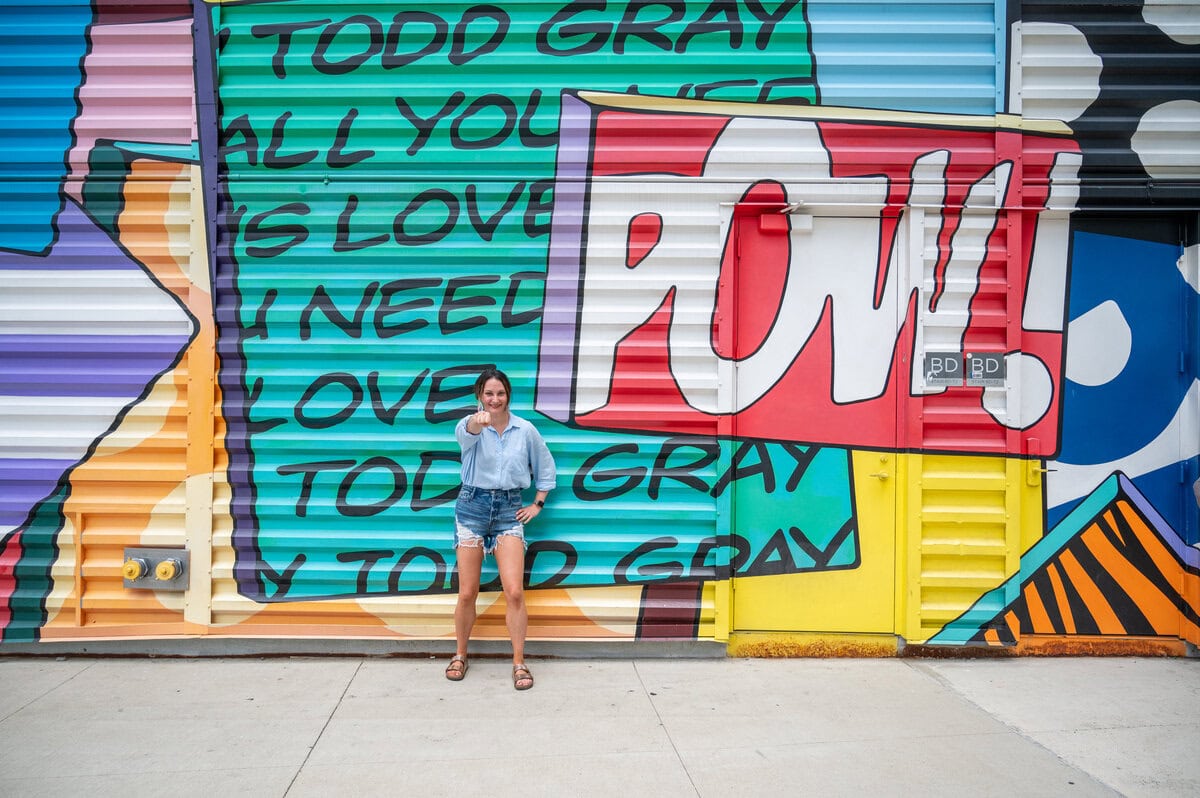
top-left (456, 412), bottom-right (556, 492)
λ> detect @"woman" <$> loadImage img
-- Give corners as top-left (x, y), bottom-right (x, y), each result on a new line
top-left (445, 367), bottom-right (556, 690)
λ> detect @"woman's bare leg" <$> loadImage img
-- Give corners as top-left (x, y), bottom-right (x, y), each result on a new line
top-left (454, 544), bottom-right (484, 658)
top-left (493, 535), bottom-right (528, 665)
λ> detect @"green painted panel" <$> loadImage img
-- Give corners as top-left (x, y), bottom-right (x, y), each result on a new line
top-left (213, 1), bottom-right (858, 607)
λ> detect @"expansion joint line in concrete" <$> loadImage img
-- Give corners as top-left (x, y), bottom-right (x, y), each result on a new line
top-left (284, 659), bottom-right (364, 796)
top-left (634, 660), bottom-right (702, 797)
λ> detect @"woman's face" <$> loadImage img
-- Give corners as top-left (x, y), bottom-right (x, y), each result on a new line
top-left (479, 378), bottom-right (509, 413)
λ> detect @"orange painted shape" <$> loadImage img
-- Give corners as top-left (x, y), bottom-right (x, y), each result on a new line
top-left (1121, 502), bottom-right (1198, 617)
top-left (1046, 563), bottom-right (1076, 634)
top-left (1023, 582), bottom-right (1055, 634)
top-left (122, 159), bottom-right (192, 299)
top-left (1003, 610), bottom-right (1021, 639)
top-left (1016, 635), bottom-right (1188, 657)
top-left (1102, 509), bottom-right (1126, 546)
top-left (1058, 549), bottom-right (1125, 635)
top-left (1082, 525), bottom-right (1180, 636)
top-left (215, 600), bottom-right (393, 632)
top-left (476, 588), bottom-right (633, 638)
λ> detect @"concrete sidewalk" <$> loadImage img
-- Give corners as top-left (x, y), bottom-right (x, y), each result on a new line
top-left (0, 655), bottom-right (1196, 797)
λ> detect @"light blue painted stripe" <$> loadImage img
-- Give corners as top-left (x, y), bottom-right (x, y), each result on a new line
top-left (0, 0), bottom-right (91, 254)
top-left (807, 0), bottom-right (1000, 116)
top-left (994, 0), bottom-right (1008, 113)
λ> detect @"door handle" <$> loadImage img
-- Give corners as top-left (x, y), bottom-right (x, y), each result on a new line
top-left (1026, 460), bottom-right (1057, 486)
top-left (868, 454), bottom-right (890, 480)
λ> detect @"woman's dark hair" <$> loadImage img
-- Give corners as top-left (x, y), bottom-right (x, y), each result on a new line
top-left (474, 367), bottom-right (512, 401)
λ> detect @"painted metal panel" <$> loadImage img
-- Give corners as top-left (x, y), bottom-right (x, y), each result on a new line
top-left (899, 138), bottom-right (1072, 642)
top-left (1, 0), bottom-right (1197, 653)
top-left (903, 453), bottom-right (1026, 643)
top-left (0, 1), bottom-right (92, 255)
top-left (211, 0), bottom-right (820, 636)
top-left (806, 0), bottom-right (1002, 114)
top-left (1013, 1), bottom-right (1200, 208)
top-left (543, 94), bottom-right (1079, 457)
top-left (1, 4), bottom-right (199, 640)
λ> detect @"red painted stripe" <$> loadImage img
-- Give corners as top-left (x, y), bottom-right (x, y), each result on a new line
top-left (0, 530), bottom-right (23, 633)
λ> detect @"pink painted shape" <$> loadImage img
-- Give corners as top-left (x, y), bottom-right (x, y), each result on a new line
top-left (66, 18), bottom-right (196, 200)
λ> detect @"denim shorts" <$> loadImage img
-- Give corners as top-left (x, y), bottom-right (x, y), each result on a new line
top-left (454, 485), bottom-right (526, 554)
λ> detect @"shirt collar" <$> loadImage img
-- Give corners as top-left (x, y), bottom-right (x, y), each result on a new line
top-left (488, 412), bottom-right (524, 434)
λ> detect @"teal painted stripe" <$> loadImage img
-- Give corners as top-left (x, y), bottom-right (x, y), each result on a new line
top-left (113, 140), bottom-right (200, 164)
top-left (1, 484), bottom-right (67, 644)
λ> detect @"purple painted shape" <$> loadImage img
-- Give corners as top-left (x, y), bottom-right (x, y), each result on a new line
top-left (0, 200), bottom-right (142, 271)
top-left (535, 92), bottom-right (593, 423)
top-left (194, 0), bottom-right (219, 292)
top-left (1118, 474), bottom-right (1199, 568)
top-left (195, 3), bottom-right (264, 597)
top-left (0, 197), bottom-right (193, 534)
top-left (0, 334), bottom-right (188, 397)
top-left (0, 459), bottom-right (76, 528)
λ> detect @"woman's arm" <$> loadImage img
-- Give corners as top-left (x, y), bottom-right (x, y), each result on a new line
top-left (528, 426), bottom-right (557, 492)
top-left (465, 410), bottom-right (490, 434)
top-left (517, 489), bottom-right (549, 524)
top-left (455, 413), bottom-right (487, 449)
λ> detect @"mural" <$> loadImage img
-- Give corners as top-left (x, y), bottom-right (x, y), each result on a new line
top-left (1, 1), bottom-right (200, 640)
top-left (0, 0), bottom-right (1196, 651)
top-left (539, 91), bottom-right (1079, 453)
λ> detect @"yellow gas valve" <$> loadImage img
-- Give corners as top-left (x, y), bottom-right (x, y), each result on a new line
top-left (155, 558), bottom-right (184, 581)
top-left (122, 557), bottom-right (149, 580)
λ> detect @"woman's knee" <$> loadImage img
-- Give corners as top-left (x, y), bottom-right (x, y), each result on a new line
top-left (503, 584), bottom-right (525, 608)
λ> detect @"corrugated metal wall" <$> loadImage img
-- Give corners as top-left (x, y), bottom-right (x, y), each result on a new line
top-left (210, 0), bottom-right (825, 631)
top-left (1014, 0), bottom-right (1199, 209)
top-left (1, 0), bottom-right (1196, 652)
top-left (2, 3), bottom-right (199, 640)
